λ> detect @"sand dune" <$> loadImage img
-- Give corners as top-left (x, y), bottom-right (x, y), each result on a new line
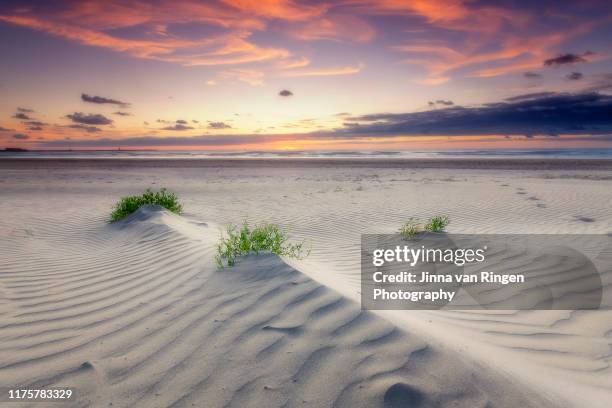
top-left (0, 206), bottom-right (550, 407)
top-left (1, 159), bottom-right (611, 407)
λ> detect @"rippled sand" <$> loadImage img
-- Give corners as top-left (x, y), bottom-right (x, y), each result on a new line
top-left (0, 158), bottom-right (611, 407)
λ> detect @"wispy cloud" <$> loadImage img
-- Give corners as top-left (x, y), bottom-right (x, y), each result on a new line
top-left (66, 124), bottom-right (102, 133)
top-left (291, 14), bottom-right (375, 43)
top-left (82, 93), bottom-right (130, 108)
top-left (24, 120), bottom-right (47, 131)
top-left (428, 100), bottom-right (454, 107)
top-left (523, 71), bottom-right (542, 79)
top-left (66, 112), bottom-right (113, 125)
top-left (583, 73), bottom-right (612, 92)
top-left (505, 92), bottom-right (557, 102)
top-left (12, 112), bottom-right (32, 120)
top-left (567, 72), bottom-right (584, 81)
top-left (208, 121), bottom-right (232, 129)
top-left (161, 124), bottom-right (194, 131)
top-left (390, 2), bottom-right (601, 84)
top-left (0, 3), bottom-right (292, 67)
top-left (544, 52), bottom-right (594, 66)
top-left (1, 0), bottom-right (607, 88)
top-left (283, 64), bottom-right (363, 77)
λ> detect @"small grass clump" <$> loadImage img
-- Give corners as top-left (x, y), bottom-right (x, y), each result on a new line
top-left (424, 215), bottom-right (450, 232)
top-left (110, 188), bottom-right (182, 222)
top-left (399, 217), bottom-right (421, 240)
top-left (399, 215), bottom-right (450, 237)
top-left (216, 222), bottom-right (309, 268)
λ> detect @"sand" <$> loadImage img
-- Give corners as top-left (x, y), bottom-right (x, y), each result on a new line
top-left (1, 158), bottom-right (611, 407)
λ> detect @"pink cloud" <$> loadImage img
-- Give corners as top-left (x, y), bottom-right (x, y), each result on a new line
top-left (0, 1), bottom-right (291, 66)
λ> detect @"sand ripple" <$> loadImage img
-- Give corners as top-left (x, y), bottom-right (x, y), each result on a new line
top-left (0, 206), bottom-right (550, 407)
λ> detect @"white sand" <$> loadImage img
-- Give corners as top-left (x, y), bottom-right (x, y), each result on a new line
top-left (0, 159), bottom-right (611, 407)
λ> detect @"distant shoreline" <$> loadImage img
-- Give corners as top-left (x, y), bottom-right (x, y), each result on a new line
top-left (2, 157), bottom-right (612, 170)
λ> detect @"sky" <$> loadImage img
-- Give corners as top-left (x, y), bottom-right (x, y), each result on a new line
top-left (1, 0), bottom-right (612, 151)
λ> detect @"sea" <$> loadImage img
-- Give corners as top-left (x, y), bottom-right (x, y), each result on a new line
top-left (1, 148), bottom-right (612, 159)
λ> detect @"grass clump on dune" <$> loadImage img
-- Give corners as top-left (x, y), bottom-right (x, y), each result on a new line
top-left (424, 215), bottom-right (450, 232)
top-left (110, 188), bottom-right (182, 222)
top-left (216, 222), bottom-right (309, 268)
top-left (399, 216), bottom-right (450, 239)
top-left (399, 217), bottom-right (421, 240)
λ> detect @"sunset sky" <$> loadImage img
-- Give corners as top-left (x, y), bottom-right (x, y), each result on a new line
top-left (1, 0), bottom-right (612, 150)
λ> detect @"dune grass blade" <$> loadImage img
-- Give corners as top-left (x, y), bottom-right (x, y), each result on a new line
top-left (424, 215), bottom-right (449, 232)
top-left (110, 188), bottom-right (182, 222)
top-left (216, 222), bottom-right (309, 268)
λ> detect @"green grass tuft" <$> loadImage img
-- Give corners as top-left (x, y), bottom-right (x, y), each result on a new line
top-left (216, 221), bottom-right (309, 268)
top-left (110, 188), bottom-right (182, 222)
top-left (399, 217), bottom-right (421, 240)
top-left (424, 215), bottom-right (449, 232)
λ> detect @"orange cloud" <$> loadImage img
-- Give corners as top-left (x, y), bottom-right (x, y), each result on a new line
top-left (221, 0), bottom-right (328, 21)
top-left (1, 0), bottom-right (605, 88)
top-left (277, 57), bottom-right (311, 69)
top-left (291, 14), bottom-right (375, 43)
top-left (345, 0), bottom-right (531, 33)
top-left (345, 0), bottom-right (598, 83)
top-left (0, 1), bottom-right (293, 67)
top-left (394, 21), bottom-right (597, 84)
top-left (374, 0), bottom-right (470, 22)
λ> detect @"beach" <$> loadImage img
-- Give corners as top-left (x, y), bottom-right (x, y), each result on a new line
top-left (1, 158), bottom-right (611, 407)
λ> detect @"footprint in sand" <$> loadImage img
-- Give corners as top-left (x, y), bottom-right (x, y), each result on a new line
top-left (511, 188), bottom-right (548, 209)
top-left (383, 382), bottom-right (425, 408)
top-left (574, 216), bottom-right (595, 223)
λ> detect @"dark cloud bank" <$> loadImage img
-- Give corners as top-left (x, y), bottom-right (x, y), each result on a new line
top-left (341, 92), bottom-right (612, 137)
